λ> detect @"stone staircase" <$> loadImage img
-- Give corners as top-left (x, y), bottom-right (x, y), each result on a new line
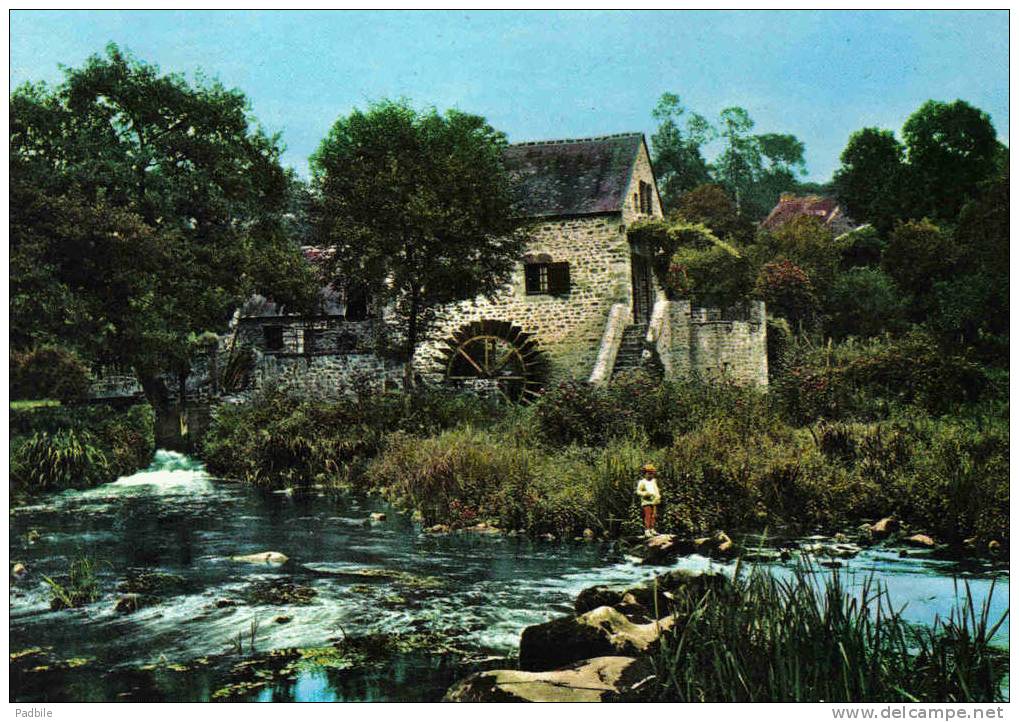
top-left (611, 324), bottom-right (648, 378)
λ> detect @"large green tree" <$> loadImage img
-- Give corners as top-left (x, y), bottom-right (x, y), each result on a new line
top-left (310, 100), bottom-right (525, 387)
top-left (10, 43), bottom-right (318, 407)
top-left (901, 99), bottom-right (1000, 221)
top-left (649, 93), bottom-right (713, 212)
top-left (713, 107), bottom-right (807, 220)
top-left (832, 127), bottom-right (905, 233)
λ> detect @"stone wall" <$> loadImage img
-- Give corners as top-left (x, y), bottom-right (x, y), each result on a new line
top-left (663, 300), bottom-right (768, 386)
top-left (416, 214), bottom-right (634, 383)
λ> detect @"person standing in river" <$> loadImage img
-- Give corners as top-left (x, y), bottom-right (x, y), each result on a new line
top-left (636, 463), bottom-right (661, 537)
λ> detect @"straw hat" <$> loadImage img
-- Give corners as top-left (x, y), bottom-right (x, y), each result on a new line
top-left (640, 462), bottom-right (657, 473)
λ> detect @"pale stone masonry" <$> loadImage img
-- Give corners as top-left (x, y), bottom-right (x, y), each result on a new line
top-left (220, 132), bottom-right (767, 400)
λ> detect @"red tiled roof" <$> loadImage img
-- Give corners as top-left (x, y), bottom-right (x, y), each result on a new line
top-left (760, 194), bottom-right (854, 233)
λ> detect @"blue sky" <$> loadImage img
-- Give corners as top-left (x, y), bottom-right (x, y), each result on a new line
top-left (10, 10), bottom-right (1008, 182)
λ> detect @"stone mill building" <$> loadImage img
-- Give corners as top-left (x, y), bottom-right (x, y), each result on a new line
top-left (223, 132), bottom-right (768, 402)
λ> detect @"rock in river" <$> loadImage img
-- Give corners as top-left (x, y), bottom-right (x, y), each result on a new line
top-left (230, 551), bottom-right (288, 565)
top-left (905, 533), bottom-right (936, 549)
top-left (870, 517), bottom-right (899, 540)
top-left (445, 656), bottom-right (655, 702)
top-left (519, 606), bottom-right (676, 672)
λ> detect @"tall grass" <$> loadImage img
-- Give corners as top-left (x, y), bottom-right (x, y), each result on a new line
top-left (651, 564), bottom-right (1007, 702)
top-left (10, 404), bottom-right (155, 498)
top-left (11, 429), bottom-right (111, 492)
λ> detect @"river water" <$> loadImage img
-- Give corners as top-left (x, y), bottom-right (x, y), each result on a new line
top-left (9, 451), bottom-right (1009, 702)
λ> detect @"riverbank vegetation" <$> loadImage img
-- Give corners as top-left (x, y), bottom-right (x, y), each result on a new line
top-left (200, 355), bottom-right (1007, 549)
top-left (10, 404), bottom-right (154, 500)
top-left (650, 567), bottom-right (1007, 702)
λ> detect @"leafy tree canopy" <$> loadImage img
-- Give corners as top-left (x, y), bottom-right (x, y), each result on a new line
top-left (10, 43), bottom-right (318, 404)
top-left (310, 99), bottom-right (525, 384)
top-left (832, 127), bottom-right (905, 233)
top-left (902, 99), bottom-right (1000, 221)
top-left (650, 93), bottom-right (713, 211)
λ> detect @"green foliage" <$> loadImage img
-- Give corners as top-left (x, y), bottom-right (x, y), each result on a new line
top-left (631, 219), bottom-right (751, 306)
top-left (10, 43), bottom-right (317, 401)
top-left (773, 332), bottom-right (991, 424)
top-left (11, 429), bottom-right (111, 493)
top-left (902, 100), bottom-right (1000, 221)
top-left (43, 555), bottom-right (103, 610)
top-left (10, 345), bottom-right (91, 402)
top-left (10, 404), bottom-right (155, 497)
top-left (881, 219), bottom-right (956, 322)
top-left (201, 384), bottom-right (503, 487)
top-left (310, 99), bottom-right (524, 375)
top-left (756, 215), bottom-right (840, 297)
top-left (834, 224), bottom-right (885, 269)
top-left (930, 171), bottom-right (1009, 357)
top-left (825, 268), bottom-right (907, 340)
top-left (652, 566), bottom-right (1007, 702)
top-left (832, 127), bottom-right (905, 233)
top-left (649, 93), bottom-right (713, 210)
top-left (672, 183), bottom-right (754, 245)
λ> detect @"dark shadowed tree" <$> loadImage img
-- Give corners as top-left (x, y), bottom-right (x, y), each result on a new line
top-left (832, 127), bottom-right (905, 233)
top-left (881, 219), bottom-right (956, 320)
top-left (649, 93), bottom-right (714, 212)
top-left (9, 43), bottom-right (318, 408)
top-left (672, 184), bottom-right (755, 246)
top-left (901, 99), bottom-right (1000, 221)
top-left (310, 100), bottom-right (525, 387)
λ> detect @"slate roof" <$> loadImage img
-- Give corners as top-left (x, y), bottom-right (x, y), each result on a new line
top-left (503, 133), bottom-right (645, 218)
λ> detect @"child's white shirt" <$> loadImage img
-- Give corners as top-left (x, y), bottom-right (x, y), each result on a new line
top-left (635, 477), bottom-right (661, 506)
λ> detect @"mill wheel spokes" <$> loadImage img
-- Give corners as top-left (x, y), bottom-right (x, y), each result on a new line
top-left (441, 320), bottom-right (547, 403)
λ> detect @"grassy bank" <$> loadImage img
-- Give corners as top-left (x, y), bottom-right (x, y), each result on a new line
top-left (200, 364), bottom-right (1008, 548)
top-left (10, 403), bottom-right (155, 500)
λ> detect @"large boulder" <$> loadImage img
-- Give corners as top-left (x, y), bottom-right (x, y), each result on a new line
top-left (519, 606), bottom-right (676, 672)
top-left (444, 656), bottom-right (655, 702)
top-left (633, 534), bottom-right (696, 565)
top-left (692, 531), bottom-right (738, 558)
top-left (869, 517), bottom-right (899, 540)
top-left (905, 533), bottom-right (936, 548)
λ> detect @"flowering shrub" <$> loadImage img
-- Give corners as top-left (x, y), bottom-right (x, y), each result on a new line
top-left (753, 259), bottom-right (818, 325)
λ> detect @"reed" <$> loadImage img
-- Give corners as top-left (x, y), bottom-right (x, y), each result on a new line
top-left (650, 563), bottom-right (1007, 702)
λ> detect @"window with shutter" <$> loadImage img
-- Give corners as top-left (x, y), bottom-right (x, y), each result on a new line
top-left (548, 262), bottom-right (571, 296)
top-left (525, 263), bottom-right (549, 295)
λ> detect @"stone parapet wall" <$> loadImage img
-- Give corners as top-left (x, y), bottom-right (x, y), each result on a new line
top-left (662, 300), bottom-right (768, 386)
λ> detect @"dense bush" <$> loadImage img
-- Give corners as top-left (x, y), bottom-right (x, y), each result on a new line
top-left (201, 383), bottom-right (503, 487)
top-left (10, 404), bottom-right (154, 497)
top-left (825, 267), bottom-right (907, 340)
top-left (753, 260), bottom-right (818, 326)
top-left (368, 428), bottom-right (651, 538)
top-left (773, 331), bottom-right (991, 424)
top-left (10, 345), bottom-right (91, 402)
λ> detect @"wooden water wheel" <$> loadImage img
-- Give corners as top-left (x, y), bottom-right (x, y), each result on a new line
top-left (439, 320), bottom-right (547, 403)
